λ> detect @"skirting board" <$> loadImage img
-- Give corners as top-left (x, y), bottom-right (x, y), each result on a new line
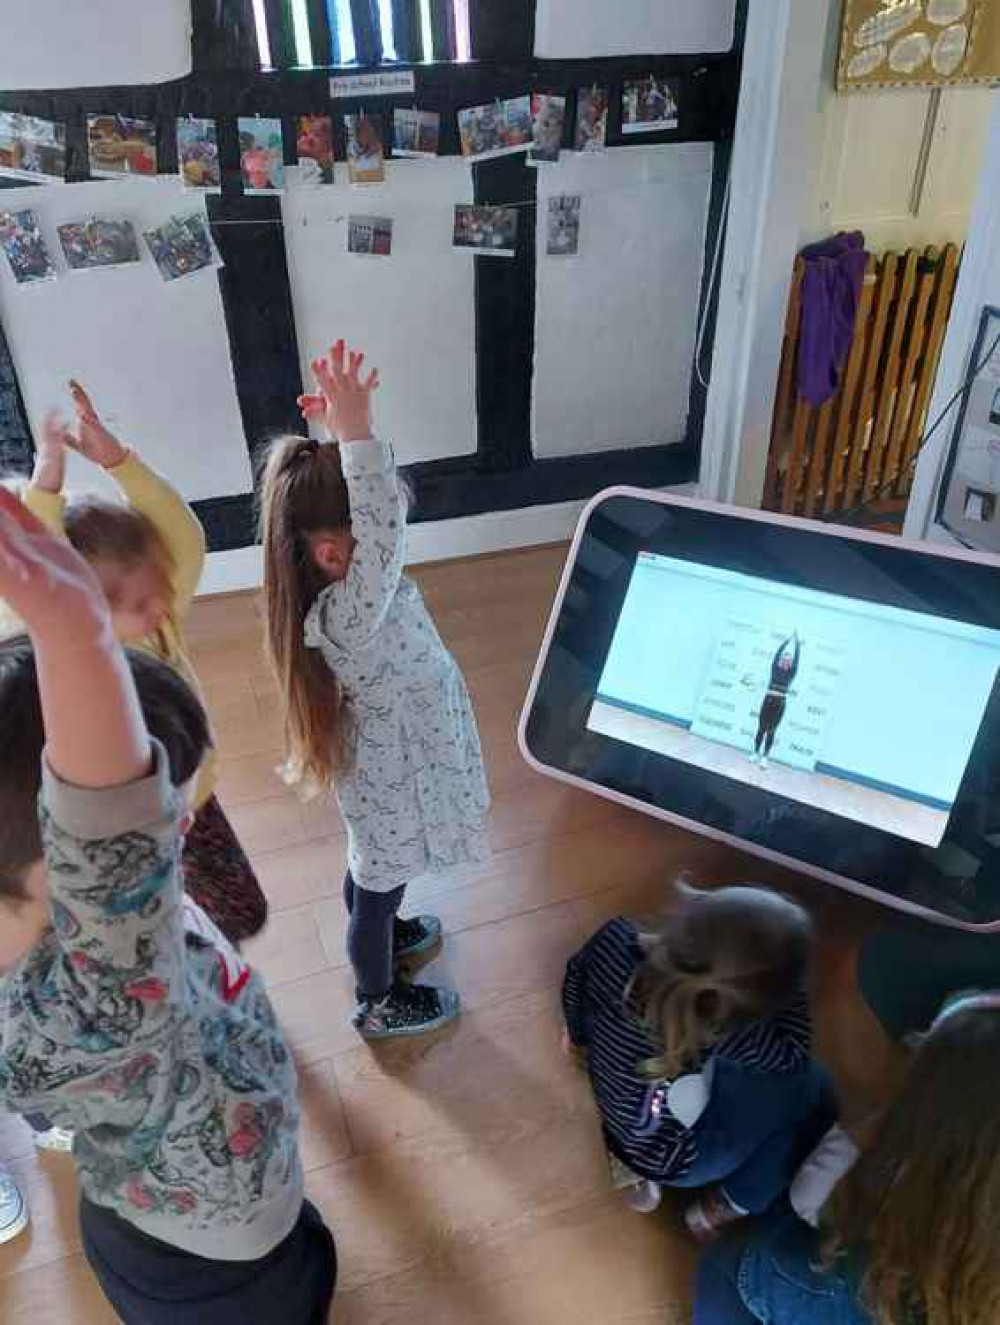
top-left (197, 486), bottom-right (699, 596)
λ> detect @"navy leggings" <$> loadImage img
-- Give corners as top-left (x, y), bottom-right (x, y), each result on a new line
top-left (343, 871), bottom-right (406, 1001)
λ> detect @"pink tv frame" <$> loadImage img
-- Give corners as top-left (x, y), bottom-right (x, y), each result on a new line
top-left (517, 486), bottom-right (1000, 933)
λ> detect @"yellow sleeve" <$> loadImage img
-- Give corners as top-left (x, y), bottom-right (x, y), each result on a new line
top-left (24, 485), bottom-right (68, 536)
top-left (108, 452), bottom-right (207, 615)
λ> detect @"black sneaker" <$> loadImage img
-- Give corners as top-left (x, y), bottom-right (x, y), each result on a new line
top-left (351, 980), bottom-right (460, 1040)
top-left (393, 914), bottom-right (443, 964)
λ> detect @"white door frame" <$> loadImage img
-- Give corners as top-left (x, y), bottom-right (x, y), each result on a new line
top-left (700, 0), bottom-right (837, 506)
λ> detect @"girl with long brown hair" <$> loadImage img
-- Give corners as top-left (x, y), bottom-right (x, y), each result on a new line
top-left (695, 992), bottom-right (1000, 1325)
top-left (259, 339), bottom-right (490, 1040)
top-left (563, 880), bottom-right (835, 1239)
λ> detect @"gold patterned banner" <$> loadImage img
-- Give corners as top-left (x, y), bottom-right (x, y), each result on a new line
top-left (837, 0), bottom-right (1000, 90)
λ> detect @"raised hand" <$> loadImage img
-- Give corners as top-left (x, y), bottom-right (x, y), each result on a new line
top-left (0, 487), bottom-right (110, 649)
top-left (31, 410), bottom-right (74, 494)
top-left (66, 380), bottom-right (130, 469)
top-left (298, 338), bottom-right (380, 445)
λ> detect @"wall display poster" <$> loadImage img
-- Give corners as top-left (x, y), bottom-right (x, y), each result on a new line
top-left (296, 115), bottom-right (335, 187)
top-left (58, 219), bottom-right (141, 270)
top-left (392, 109), bottom-right (441, 158)
top-left (938, 304), bottom-right (1000, 553)
top-left (0, 210), bottom-right (56, 285)
top-left (622, 78), bottom-right (679, 135)
top-left (238, 118), bottom-right (284, 193)
top-left (177, 118), bottom-right (221, 191)
top-left (547, 195), bottom-right (581, 256)
top-left (458, 97), bottom-right (533, 161)
top-left (345, 114), bottom-right (386, 185)
top-left (348, 214), bottom-right (393, 257)
top-left (453, 205), bottom-right (519, 257)
top-left (529, 94), bottom-right (567, 166)
top-left (87, 115), bottom-right (157, 178)
top-left (143, 212), bottom-right (221, 282)
top-left (331, 70), bottom-right (416, 99)
top-left (574, 87), bottom-right (608, 153)
top-left (838, 0), bottom-right (1000, 90)
top-left (0, 113), bottom-right (66, 183)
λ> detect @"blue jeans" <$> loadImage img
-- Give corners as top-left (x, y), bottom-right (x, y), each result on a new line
top-left (694, 1207), bottom-right (873, 1324)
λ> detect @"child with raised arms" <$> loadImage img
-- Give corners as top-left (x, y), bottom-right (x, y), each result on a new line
top-left (259, 339), bottom-right (490, 1040)
top-left (0, 488), bottom-right (335, 1322)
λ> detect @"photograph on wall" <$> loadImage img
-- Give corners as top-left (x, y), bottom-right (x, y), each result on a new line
top-left (58, 219), bottom-right (141, 271)
top-left (529, 94), bottom-right (567, 166)
top-left (573, 86), bottom-right (608, 153)
top-left (837, 0), bottom-right (1000, 91)
top-left (238, 117), bottom-right (285, 193)
top-left (0, 210), bottom-right (56, 285)
top-left (345, 113), bottom-right (386, 185)
top-left (177, 118), bottom-right (221, 191)
top-left (392, 108), bottom-right (441, 158)
top-left (347, 214), bottom-right (393, 257)
top-left (547, 194), bottom-right (581, 257)
top-left (87, 115), bottom-right (157, 178)
top-left (621, 77), bottom-right (679, 135)
top-left (0, 113), bottom-right (66, 183)
top-left (142, 212), bottom-right (220, 282)
top-left (588, 552), bottom-right (1000, 848)
top-left (453, 204), bottom-right (519, 257)
top-left (458, 96), bottom-right (533, 162)
top-left (938, 305), bottom-right (1000, 553)
top-left (296, 114), bottom-right (335, 187)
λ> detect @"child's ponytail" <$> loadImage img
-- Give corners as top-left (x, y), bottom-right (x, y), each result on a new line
top-left (258, 436), bottom-right (353, 795)
top-left (626, 879), bottom-right (813, 1079)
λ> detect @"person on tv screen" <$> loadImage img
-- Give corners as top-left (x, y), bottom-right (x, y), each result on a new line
top-left (750, 633), bottom-right (801, 770)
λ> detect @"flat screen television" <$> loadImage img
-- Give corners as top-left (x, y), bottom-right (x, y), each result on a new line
top-left (518, 489), bottom-right (1000, 930)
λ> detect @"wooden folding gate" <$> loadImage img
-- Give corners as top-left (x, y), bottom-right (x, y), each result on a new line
top-left (764, 244), bottom-right (960, 519)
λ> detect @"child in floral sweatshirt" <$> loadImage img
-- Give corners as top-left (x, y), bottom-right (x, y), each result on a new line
top-left (0, 488), bottom-right (335, 1323)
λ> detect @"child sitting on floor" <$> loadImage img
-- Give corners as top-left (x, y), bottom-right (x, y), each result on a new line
top-left (19, 384), bottom-right (267, 947)
top-left (563, 879), bottom-right (836, 1239)
top-left (0, 489), bottom-right (335, 1324)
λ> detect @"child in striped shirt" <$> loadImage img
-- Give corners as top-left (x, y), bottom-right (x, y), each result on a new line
top-left (563, 880), bottom-right (836, 1241)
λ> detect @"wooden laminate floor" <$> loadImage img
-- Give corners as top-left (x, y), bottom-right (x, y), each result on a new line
top-left (0, 545), bottom-right (903, 1324)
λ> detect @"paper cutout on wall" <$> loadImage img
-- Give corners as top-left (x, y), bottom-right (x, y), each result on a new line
top-left (296, 115), bottom-right (335, 187)
top-left (0, 113), bottom-right (65, 183)
top-left (838, 0), bottom-right (1000, 89)
top-left (143, 213), bottom-right (221, 282)
top-left (348, 215), bottom-right (393, 257)
top-left (345, 114), bottom-right (386, 185)
top-left (0, 209), bottom-right (56, 285)
top-left (238, 118), bottom-right (284, 193)
top-left (178, 119), bottom-right (221, 191)
top-left (58, 219), bottom-right (141, 270)
top-left (87, 116), bottom-right (157, 178)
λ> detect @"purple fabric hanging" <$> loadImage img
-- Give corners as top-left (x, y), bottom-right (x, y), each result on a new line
top-left (797, 231), bottom-right (869, 407)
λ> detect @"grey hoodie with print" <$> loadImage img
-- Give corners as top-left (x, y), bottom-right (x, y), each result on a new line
top-left (0, 744), bottom-right (304, 1261)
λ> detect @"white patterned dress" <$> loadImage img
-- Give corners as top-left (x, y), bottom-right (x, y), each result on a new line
top-left (304, 437), bottom-right (491, 894)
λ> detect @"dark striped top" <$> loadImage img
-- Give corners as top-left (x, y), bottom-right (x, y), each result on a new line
top-left (563, 917), bottom-right (813, 1181)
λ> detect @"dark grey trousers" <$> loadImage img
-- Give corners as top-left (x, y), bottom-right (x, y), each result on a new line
top-left (343, 871), bottom-right (406, 1000)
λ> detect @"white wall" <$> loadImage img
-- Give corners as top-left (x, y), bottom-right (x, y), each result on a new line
top-left (532, 143), bottom-right (713, 459)
top-left (282, 159), bottom-right (476, 466)
top-left (534, 0), bottom-right (735, 58)
top-left (1, 1), bottom-right (191, 89)
top-left (0, 181), bottom-right (252, 501)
